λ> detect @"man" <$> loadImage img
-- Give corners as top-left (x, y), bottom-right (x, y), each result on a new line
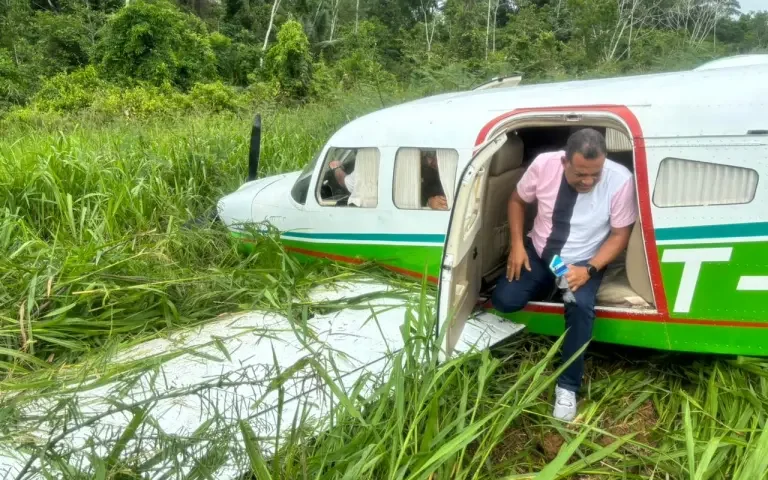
top-left (329, 150), bottom-right (448, 210)
top-left (491, 128), bottom-right (637, 422)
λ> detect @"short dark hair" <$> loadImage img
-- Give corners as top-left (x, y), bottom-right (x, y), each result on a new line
top-left (565, 128), bottom-right (607, 162)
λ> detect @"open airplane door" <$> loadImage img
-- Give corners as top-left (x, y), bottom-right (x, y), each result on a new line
top-left (438, 133), bottom-right (526, 358)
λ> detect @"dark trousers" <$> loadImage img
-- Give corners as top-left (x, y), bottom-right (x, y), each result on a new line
top-left (491, 240), bottom-right (604, 393)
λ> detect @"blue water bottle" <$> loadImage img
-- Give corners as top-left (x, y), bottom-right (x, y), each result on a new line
top-left (549, 255), bottom-right (576, 303)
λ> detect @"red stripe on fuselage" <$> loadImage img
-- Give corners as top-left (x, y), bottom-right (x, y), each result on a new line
top-left (285, 245), bottom-right (440, 283)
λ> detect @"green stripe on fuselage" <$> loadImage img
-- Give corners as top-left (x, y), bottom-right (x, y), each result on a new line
top-left (656, 222), bottom-right (768, 241)
top-left (281, 231), bottom-right (446, 244)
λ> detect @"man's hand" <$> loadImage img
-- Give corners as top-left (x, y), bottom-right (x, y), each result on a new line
top-left (427, 195), bottom-right (449, 210)
top-left (565, 265), bottom-right (590, 292)
top-left (506, 243), bottom-right (531, 281)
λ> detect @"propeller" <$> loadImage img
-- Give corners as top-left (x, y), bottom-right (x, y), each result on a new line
top-left (248, 113), bottom-right (261, 181)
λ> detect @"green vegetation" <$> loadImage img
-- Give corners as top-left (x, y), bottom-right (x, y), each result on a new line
top-left (2, 0), bottom-right (768, 478)
top-left (2, 0), bottom-right (767, 118)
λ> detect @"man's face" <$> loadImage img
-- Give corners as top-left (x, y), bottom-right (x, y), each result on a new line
top-left (424, 153), bottom-right (437, 169)
top-left (562, 152), bottom-right (605, 193)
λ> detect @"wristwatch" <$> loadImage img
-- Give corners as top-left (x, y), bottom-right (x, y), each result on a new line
top-left (586, 263), bottom-right (598, 278)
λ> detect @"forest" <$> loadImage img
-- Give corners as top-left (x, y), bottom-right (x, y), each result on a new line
top-left (1, 0), bottom-right (767, 118)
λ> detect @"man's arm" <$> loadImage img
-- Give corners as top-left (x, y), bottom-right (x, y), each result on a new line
top-left (333, 168), bottom-right (347, 189)
top-left (588, 225), bottom-right (632, 270)
top-left (508, 190), bottom-right (527, 250)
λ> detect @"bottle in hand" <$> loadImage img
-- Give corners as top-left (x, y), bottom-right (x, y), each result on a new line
top-left (548, 255), bottom-right (576, 303)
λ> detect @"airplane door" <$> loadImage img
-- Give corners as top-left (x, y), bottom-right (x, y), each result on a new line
top-left (438, 133), bottom-right (507, 357)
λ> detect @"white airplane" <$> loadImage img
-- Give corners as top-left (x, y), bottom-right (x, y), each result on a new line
top-left (217, 53), bottom-right (768, 357)
top-left (3, 54), bottom-right (768, 478)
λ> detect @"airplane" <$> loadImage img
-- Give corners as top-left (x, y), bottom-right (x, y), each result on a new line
top-left (4, 55), bottom-right (768, 478)
top-left (218, 53), bottom-right (768, 358)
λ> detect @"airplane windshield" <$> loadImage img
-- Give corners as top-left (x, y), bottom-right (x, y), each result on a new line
top-left (290, 150), bottom-right (321, 205)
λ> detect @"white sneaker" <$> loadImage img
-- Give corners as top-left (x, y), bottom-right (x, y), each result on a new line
top-left (553, 386), bottom-right (577, 422)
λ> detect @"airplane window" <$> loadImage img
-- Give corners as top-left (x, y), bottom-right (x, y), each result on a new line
top-left (291, 150), bottom-right (321, 205)
top-left (393, 148), bottom-right (459, 211)
top-left (316, 147), bottom-right (380, 207)
top-left (653, 158), bottom-right (758, 208)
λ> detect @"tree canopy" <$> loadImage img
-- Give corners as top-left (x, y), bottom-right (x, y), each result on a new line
top-left (1, 0), bottom-right (766, 114)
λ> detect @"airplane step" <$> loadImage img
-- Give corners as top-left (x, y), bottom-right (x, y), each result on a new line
top-left (453, 310), bottom-right (526, 354)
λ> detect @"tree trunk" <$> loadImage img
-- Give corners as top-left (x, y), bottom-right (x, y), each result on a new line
top-left (261, 0), bottom-right (281, 68)
top-left (355, 0), bottom-right (360, 34)
top-left (329, 0), bottom-right (340, 42)
top-left (312, 0), bottom-right (324, 30)
top-left (493, 0), bottom-right (499, 52)
top-left (485, 0), bottom-right (492, 61)
top-left (627, 0), bottom-right (634, 59)
top-left (424, 9), bottom-right (430, 56)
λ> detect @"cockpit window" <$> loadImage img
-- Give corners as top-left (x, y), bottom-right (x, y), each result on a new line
top-left (290, 150), bottom-right (321, 205)
top-left (316, 147), bottom-right (380, 208)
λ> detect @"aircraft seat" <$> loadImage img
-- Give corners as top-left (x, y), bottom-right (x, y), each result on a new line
top-left (595, 222), bottom-right (655, 309)
top-left (481, 134), bottom-right (525, 278)
top-left (625, 222), bottom-right (654, 304)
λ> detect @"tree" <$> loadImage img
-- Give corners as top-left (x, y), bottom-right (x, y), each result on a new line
top-left (266, 18), bottom-right (313, 99)
top-left (93, 0), bottom-right (217, 89)
top-left (261, 0), bottom-right (282, 67)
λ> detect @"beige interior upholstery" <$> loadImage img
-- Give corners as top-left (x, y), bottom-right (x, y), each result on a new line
top-left (596, 222), bottom-right (654, 309)
top-left (625, 222), bottom-right (654, 304)
top-left (480, 135), bottom-right (525, 277)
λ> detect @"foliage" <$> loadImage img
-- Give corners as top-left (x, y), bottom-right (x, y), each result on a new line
top-left (0, 50), bottom-right (35, 110)
top-left (32, 10), bottom-right (96, 73)
top-left (188, 80), bottom-right (242, 112)
top-left (91, 82), bottom-right (192, 118)
top-left (332, 20), bottom-right (398, 91)
top-left (309, 60), bottom-right (338, 100)
top-left (266, 19), bottom-right (313, 100)
top-left (31, 65), bottom-right (106, 112)
top-left (93, 0), bottom-right (217, 89)
top-left (1, 0), bottom-right (766, 111)
top-left (210, 30), bottom-right (262, 86)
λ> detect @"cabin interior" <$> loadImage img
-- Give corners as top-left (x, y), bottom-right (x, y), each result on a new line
top-left (465, 124), bottom-right (656, 313)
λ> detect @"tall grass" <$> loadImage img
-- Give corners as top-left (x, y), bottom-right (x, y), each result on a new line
top-left (3, 90), bottom-right (768, 479)
top-left (0, 96), bottom-right (391, 373)
top-left (5, 285), bottom-right (768, 479)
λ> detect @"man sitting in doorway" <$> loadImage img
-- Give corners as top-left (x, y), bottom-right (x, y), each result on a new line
top-left (491, 128), bottom-right (637, 422)
top-left (329, 150), bottom-right (449, 210)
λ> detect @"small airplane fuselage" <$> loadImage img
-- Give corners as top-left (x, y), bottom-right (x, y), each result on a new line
top-left (218, 55), bottom-right (768, 357)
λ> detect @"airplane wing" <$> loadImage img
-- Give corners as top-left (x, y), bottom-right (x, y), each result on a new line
top-left (0, 279), bottom-right (524, 479)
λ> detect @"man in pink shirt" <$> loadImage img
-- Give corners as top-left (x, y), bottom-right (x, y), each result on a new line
top-left (491, 128), bottom-right (637, 422)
